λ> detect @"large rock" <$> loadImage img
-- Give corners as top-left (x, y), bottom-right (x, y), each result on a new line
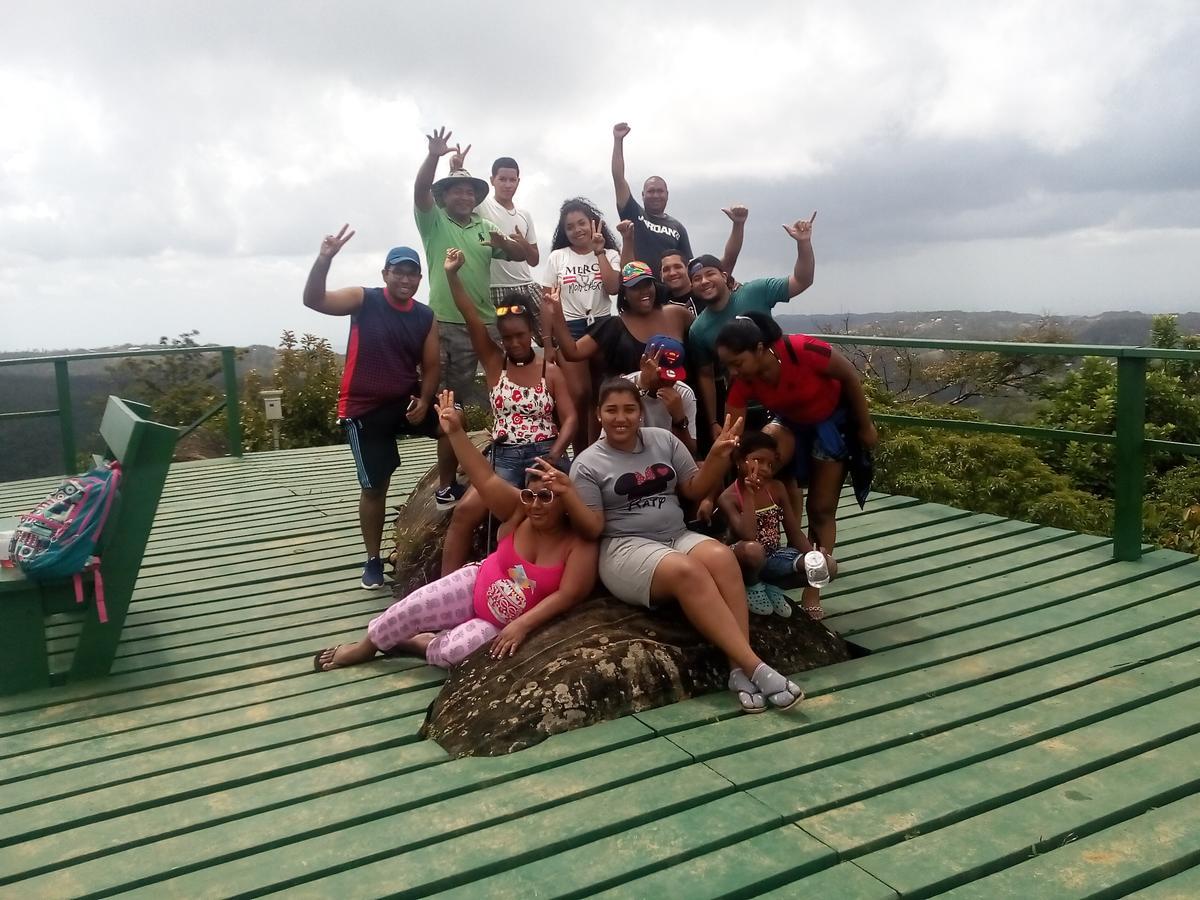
top-left (420, 595), bottom-right (850, 757)
top-left (390, 444), bottom-right (852, 758)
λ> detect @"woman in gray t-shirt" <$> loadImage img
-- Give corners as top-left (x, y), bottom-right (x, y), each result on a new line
top-left (557, 377), bottom-right (805, 713)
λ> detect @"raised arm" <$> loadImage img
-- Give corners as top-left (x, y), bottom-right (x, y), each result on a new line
top-left (595, 234), bottom-right (620, 295)
top-left (611, 122), bottom-right (633, 210)
top-left (542, 289), bottom-right (599, 362)
top-left (679, 414), bottom-right (744, 501)
top-left (545, 364), bottom-right (577, 464)
top-left (489, 537), bottom-right (599, 659)
top-left (436, 390), bottom-right (521, 521)
top-left (302, 225), bottom-right (365, 316)
top-left (532, 457), bottom-right (605, 541)
top-left (444, 248), bottom-right (504, 381)
top-left (719, 205), bottom-right (748, 275)
top-left (616, 219), bottom-right (636, 268)
top-left (415, 127), bottom-right (456, 213)
top-left (826, 351), bottom-right (878, 448)
top-left (782, 211), bottom-right (817, 298)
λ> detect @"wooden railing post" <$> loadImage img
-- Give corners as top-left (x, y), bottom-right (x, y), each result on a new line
top-left (1112, 354), bottom-right (1147, 561)
top-left (53, 359), bottom-right (77, 473)
top-left (221, 348), bottom-right (243, 458)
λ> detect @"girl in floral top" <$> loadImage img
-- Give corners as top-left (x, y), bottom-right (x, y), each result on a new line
top-left (442, 248), bottom-right (577, 574)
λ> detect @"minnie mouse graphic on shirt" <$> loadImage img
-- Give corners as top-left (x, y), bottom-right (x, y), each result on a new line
top-left (614, 463), bottom-right (676, 509)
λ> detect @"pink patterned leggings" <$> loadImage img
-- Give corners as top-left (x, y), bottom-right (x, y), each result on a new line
top-left (366, 563), bottom-right (500, 668)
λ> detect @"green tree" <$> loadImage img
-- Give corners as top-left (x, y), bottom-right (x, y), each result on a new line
top-left (241, 331), bottom-right (345, 451)
top-left (107, 331), bottom-right (241, 453)
top-left (1034, 316), bottom-right (1200, 493)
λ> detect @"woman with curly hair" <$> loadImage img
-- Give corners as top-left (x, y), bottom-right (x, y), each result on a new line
top-left (540, 197), bottom-right (621, 450)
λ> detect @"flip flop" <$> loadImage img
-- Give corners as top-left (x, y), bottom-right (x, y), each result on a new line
top-left (312, 645), bottom-right (343, 673)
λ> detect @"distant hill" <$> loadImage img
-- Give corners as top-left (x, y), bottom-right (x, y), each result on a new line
top-left (774, 310), bottom-right (1200, 345)
top-left (0, 344), bottom-right (279, 481)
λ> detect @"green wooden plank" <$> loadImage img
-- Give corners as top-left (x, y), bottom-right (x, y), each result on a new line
top-left (263, 763), bottom-right (738, 899)
top-left (939, 793), bottom-right (1200, 899)
top-left (424, 793), bottom-right (803, 900)
top-left (0, 739), bottom-right (448, 888)
top-left (794, 686), bottom-right (1200, 857)
top-left (0, 637), bottom-right (437, 723)
top-left (1124, 865), bottom-right (1200, 900)
top-left (849, 551), bottom-right (1199, 652)
top-left (0, 683), bottom-right (440, 812)
top-left (0, 697), bottom-right (434, 846)
top-left (738, 653), bottom-right (1200, 819)
top-left (754, 860), bottom-right (899, 900)
top-left (579, 825), bottom-right (851, 900)
top-left (24, 722), bottom-right (664, 898)
top-left (849, 733), bottom-right (1200, 897)
top-left (823, 533), bottom-right (1110, 609)
top-left (830, 539), bottom-right (1115, 635)
top-left (0, 667), bottom-right (435, 775)
top-left (637, 566), bottom-right (1200, 737)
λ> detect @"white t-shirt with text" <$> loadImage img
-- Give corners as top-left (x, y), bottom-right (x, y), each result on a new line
top-left (541, 247), bottom-right (620, 321)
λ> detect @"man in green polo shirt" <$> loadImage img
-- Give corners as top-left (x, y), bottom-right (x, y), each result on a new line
top-left (414, 126), bottom-right (529, 508)
top-left (690, 212), bottom-right (817, 441)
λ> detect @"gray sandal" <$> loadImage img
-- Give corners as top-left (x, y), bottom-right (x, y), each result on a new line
top-left (751, 663), bottom-right (805, 710)
top-left (729, 668), bottom-right (767, 714)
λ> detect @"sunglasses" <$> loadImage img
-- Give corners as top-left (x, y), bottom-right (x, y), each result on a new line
top-left (497, 305), bottom-right (528, 317)
top-left (520, 488), bottom-right (555, 505)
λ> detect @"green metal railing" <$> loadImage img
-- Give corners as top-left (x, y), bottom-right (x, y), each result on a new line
top-left (0, 347), bottom-right (243, 474)
top-left (821, 336), bottom-right (1200, 562)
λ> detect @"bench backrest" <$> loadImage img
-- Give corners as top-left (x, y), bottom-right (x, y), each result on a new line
top-left (92, 397), bottom-right (178, 601)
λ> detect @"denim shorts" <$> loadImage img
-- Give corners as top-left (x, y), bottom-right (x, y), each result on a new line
top-left (565, 314), bottom-right (610, 341)
top-left (761, 546), bottom-right (803, 583)
top-left (490, 438), bottom-right (569, 488)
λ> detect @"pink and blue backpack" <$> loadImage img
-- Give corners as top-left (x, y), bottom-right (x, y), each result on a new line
top-left (7, 461), bottom-right (122, 622)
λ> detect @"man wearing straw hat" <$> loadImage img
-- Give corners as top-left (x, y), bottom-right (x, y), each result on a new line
top-left (414, 125), bottom-right (530, 509)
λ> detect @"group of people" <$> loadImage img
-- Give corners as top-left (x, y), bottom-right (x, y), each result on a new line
top-left (306, 123), bottom-right (878, 715)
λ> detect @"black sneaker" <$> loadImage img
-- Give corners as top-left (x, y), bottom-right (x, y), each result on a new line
top-left (434, 482), bottom-right (467, 511)
top-left (361, 556), bottom-right (386, 590)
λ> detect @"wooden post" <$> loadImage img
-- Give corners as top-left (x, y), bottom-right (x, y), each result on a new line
top-left (1112, 355), bottom-right (1146, 561)
top-left (54, 359), bottom-right (76, 473)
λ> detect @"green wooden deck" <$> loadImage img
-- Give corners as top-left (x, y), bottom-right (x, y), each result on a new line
top-left (1, 442), bottom-right (1198, 898)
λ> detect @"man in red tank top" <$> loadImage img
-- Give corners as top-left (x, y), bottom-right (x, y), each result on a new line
top-left (303, 225), bottom-right (446, 589)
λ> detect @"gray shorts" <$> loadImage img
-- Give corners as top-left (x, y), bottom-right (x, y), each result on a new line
top-left (438, 320), bottom-right (500, 410)
top-left (599, 530), bottom-right (716, 607)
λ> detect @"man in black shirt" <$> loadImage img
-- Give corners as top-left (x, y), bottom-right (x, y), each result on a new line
top-left (611, 122), bottom-right (692, 277)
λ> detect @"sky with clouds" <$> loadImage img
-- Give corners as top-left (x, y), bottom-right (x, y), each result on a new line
top-left (2, 0), bottom-right (1198, 353)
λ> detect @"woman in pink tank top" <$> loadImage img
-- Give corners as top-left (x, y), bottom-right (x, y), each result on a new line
top-left (441, 248), bottom-right (579, 576)
top-left (314, 389), bottom-right (598, 672)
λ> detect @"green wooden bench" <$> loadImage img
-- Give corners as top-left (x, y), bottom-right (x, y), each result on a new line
top-left (0, 397), bottom-right (177, 695)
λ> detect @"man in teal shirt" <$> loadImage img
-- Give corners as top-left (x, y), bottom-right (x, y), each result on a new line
top-left (414, 126), bottom-right (529, 508)
top-left (690, 213), bottom-right (817, 440)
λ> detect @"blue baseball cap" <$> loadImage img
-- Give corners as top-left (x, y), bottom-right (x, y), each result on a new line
top-left (646, 333), bottom-right (687, 384)
top-left (385, 246), bottom-right (422, 270)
